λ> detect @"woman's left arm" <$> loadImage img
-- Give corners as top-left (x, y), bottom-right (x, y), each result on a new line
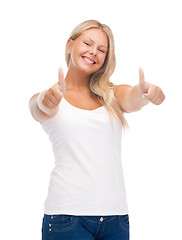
top-left (113, 67), bottom-right (165, 113)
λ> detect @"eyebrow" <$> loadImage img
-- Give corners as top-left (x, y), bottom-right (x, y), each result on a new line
top-left (84, 37), bottom-right (108, 48)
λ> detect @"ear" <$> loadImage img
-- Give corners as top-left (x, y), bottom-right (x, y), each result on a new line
top-left (66, 39), bottom-right (73, 54)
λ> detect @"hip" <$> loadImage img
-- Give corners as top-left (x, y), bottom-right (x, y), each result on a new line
top-left (42, 213), bottom-right (130, 240)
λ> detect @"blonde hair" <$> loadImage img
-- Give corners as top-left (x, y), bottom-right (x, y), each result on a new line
top-left (65, 20), bottom-right (128, 129)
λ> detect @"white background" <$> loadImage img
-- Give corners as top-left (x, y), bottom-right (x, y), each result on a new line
top-left (0, 0), bottom-right (181, 239)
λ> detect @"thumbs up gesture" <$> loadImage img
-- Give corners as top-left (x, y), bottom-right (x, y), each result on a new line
top-left (139, 67), bottom-right (165, 105)
top-left (41, 67), bottom-right (66, 111)
top-left (37, 67), bottom-right (66, 117)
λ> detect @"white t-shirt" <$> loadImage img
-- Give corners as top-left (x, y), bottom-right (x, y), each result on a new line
top-left (41, 97), bottom-right (128, 216)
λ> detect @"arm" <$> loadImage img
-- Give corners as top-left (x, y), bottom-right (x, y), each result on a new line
top-left (29, 93), bottom-right (54, 123)
top-left (113, 67), bottom-right (165, 113)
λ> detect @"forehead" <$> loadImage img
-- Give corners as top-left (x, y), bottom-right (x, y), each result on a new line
top-left (80, 28), bottom-right (108, 46)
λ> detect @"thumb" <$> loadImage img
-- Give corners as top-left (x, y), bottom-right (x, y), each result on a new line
top-left (58, 67), bottom-right (64, 84)
top-left (139, 67), bottom-right (149, 94)
top-left (139, 67), bottom-right (145, 85)
top-left (58, 67), bottom-right (66, 95)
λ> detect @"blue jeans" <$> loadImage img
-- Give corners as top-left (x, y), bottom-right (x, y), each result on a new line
top-left (42, 214), bottom-right (130, 240)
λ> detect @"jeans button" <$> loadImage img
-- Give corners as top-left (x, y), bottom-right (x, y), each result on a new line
top-left (100, 217), bottom-right (104, 222)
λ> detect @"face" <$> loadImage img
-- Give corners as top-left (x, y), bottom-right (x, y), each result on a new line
top-left (67, 28), bottom-right (108, 76)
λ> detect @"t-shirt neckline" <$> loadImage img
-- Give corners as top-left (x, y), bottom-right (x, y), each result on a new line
top-left (63, 97), bottom-right (105, 112)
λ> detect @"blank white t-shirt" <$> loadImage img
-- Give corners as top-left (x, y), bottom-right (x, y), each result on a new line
top-left (41, 97), bottom-right (128, 216)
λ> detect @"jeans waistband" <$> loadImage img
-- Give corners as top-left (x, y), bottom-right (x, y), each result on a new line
top-left (43, 214), bottom-right (126, 223)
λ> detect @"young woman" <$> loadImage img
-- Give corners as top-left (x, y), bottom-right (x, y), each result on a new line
top-left (29, 20), bottom-right (165, 240)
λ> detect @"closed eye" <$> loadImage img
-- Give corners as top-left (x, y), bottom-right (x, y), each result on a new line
top-left (84, 42), bottom-right (90, 46)
top-left (99, 49), bottom-right (105, 53)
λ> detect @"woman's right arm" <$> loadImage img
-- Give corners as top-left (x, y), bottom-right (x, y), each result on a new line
top-left (29, 67), bottom-right (66, 123)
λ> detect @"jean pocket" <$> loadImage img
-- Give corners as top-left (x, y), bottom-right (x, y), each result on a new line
top-left (118, 214), bottom-right (130, 232)
top-left (50, 214), bottom-right (78, 232)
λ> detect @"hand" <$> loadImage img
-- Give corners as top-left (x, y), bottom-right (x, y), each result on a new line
top-left (139, 67), bottom-right (165, 105)
top-left (42, 67), bottom-right (66, 110)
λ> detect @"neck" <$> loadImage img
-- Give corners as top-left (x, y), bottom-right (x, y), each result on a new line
top-left (65, 66), bottom-right (90, 91)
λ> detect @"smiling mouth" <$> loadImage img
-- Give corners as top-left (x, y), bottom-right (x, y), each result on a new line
top-left (82, 56), bottom-right (96, 64)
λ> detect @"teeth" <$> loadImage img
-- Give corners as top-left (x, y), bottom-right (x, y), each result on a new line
top-left (83, 57), bottom-right (94, 64)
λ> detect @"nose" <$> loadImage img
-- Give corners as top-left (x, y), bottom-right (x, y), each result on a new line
top-left (89, 46), bottom-right (97, 56)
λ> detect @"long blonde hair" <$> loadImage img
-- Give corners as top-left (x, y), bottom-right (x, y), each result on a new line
top-left (65, 20), bottom-right (128, 129)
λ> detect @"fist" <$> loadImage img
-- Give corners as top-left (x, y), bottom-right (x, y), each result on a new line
top-left (42, 67), bottom-right (66, 110)
top-left (139, 67), bottom-right (165, 105)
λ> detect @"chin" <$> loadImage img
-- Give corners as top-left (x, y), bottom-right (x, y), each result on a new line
top-left (72, 59), bottom-right (101, 76)
top-left (78, 65), bottom-right (97, 76)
